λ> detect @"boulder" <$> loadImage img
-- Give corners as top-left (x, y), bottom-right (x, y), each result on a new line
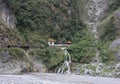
top-left (113, 10), bottom-right (120, 37)
top-left (109, 39), bottom-right (120, 62)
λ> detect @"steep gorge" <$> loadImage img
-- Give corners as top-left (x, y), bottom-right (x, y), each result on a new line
top-left (87, 0), bottom-right (108, 63)
top-left (0, 0), bottom-right (16, 29)
top-left (0, 0), bottom-right (21, 47)
top-left (70, 0), bottom-right (120, 77)
top-left (0, 0), bottom-right (46, 74)
top-left (0, 0), bottom-right (120, 78)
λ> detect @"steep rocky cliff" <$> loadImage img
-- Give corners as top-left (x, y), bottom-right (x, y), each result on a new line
top-left (0, 0), bottom-right (19, 47)
top-left (0, 0), bottom-right (46, 74)
top-left (97, 1), bottom-right (120, 62)
top-left (0, 0), bottom-right (120, 76)
top-left (0, 0), bottom-right (20, 74)
top-left (0, 0), bottom-right (16, 29)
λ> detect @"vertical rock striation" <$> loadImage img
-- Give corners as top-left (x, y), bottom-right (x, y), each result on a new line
top-left (0, 0), bottom-right (16, 29)
top-left (87, 0), bottom-right (108, 63)
top-left (0, 0), bottom-right (18, 47)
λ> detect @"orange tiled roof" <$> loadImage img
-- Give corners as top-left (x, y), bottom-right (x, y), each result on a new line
top-left (66, 41), bottom-right (72, 44)
top-left (48, 38), bottom-right (55, 42)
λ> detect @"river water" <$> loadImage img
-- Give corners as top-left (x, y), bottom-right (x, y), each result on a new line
top-left (0, 73), bottom-right (120, 84)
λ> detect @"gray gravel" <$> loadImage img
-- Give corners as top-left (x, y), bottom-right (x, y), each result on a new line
top-left (0, 73), bottom-right (120, 84)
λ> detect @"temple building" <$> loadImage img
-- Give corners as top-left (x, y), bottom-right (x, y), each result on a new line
top-left (48, 38), bottom-right (55, 46)
top-left (48, 38), bottom-right (72, 47)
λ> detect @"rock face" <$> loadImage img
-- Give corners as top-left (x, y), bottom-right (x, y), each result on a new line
top-left (113, 10), bottom-right (120, 37)
top-left (0, 0), bottom-right (18, 47)
top-left (109, 10), bottom-right (120, 62)
top-left (0, 50), bottom-right (46, 74)
top-left (0, 1), bottom-right (23, 74)
top-left (0, 50), bottom-right (21, 74)
top-left (96, 0), bottom-right (120, 62)
top-left (110, 39), bottom-right (120, 62)
top-left (108, 8), bottom-right (120, 62)
top-left (0, 0), bottom-right (16, 29)
top-left (110, 39), bottom-right (120, 49)
top-left (73, 63), bottom-right (120, 78)
top-left (0, 1), bottom-right (46, 74)
top-left (87, 0), bottom-right (109, 63)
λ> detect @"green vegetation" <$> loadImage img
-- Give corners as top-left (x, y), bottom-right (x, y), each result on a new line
top-left (109, 0), bottom-right (120, 12)
top-left (0, 48), bottom-right (25, 61)
top-left (97, 41), bottom-right (115, 62)
top-left (97, 16), bottom-right (115, 62)
top-left (68, 28), bottom-right (95, 63)
top-left (2, 0), bottom-right (120, 71)
top-left (98, 14), bottom-right (116, 41)
top-left (5, 0), bottom-right (96, 65)
top-left (29, 48), bottom-right (64, 70)
top-left (6, 0), bottom-right (86, 45)
top-left (0, 19), bottom-right (22, 46)
top-left (0, 48), bottom-right (64, 70)
top-left (97, 7), bottom-right (118, 63)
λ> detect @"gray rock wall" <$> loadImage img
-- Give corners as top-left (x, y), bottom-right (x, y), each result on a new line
top-left (0, 0), bottom-right (18, 47)
top-left (110, 39), bottom-right (120, 62)
top-left (114, 10), bottom-right (120, 37)
top-left (0, 50), bottom-right (46, 74)
top-left (0, 0), bottom-right (16, 29)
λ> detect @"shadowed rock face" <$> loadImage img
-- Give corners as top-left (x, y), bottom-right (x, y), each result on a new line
top-left (110, 39), bottom-right (120, 62)
top-left (0, 50), bottom-right (46, 74)
top-left (0, 50), bottom-right (21, 74)
top-left (109, 10), bottom-right (120, 62)
top-left (114, 10), bottom-right (120, 37)
top-left (0, 0), bottom-right (18, 47)
top-left (87, 0), bottom-right (109, 63)
top-left (0, 0), bottom-right (16, 29)
top-left (110, 39), bottom-right (120, 49)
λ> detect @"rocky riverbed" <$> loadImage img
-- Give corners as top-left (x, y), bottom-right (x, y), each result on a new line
top-left (0, 73), bottom-right (120, 84)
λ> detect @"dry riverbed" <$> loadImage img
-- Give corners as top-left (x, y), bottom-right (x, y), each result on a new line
top-left (0, 73), bottom-right (120, 84)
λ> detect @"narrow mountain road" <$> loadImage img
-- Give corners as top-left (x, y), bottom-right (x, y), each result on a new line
top-left (0, 73), bottom-right (120, 84)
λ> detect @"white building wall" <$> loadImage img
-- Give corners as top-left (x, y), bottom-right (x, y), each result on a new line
top-left (48, 42), bottom-right (54, 46)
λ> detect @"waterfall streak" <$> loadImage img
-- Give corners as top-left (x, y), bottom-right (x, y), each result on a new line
top-left (57, 47), bottom-right (71, 74)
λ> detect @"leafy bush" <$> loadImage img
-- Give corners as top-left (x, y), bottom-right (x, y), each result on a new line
top-left (109, 0), bottom-right (120, 12)
top-left (0, 48), bottom-right (25, 61)
top-left (30, 48), bottom-right (64, 70)
top-left (97, 41), bottom-right (115, 63)
top-left (6, 0), bottom-right (86, 43)
top-left (68, 29), bottom-right (95, 63)
top-left (5, 0), bottom-right (100, 66)
top-left (98, 16), bottom-right (116, 41)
